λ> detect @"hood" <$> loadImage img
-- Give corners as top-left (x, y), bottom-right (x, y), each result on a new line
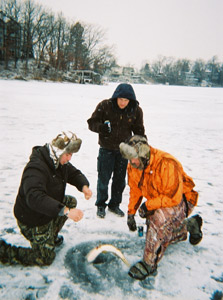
top-left (111, 83), bottom-right (138, 103)
top-left (29, 145), bottom-right (55, 170)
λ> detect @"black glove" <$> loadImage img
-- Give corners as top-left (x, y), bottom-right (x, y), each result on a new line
top-left (138, 202), bottom-right (155, 219)
top-left (127, 214), bottom-right (137, 231)
top-left (99, 123), bottom-right (111, 135)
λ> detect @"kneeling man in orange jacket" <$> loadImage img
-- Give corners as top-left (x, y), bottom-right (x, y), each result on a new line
top-left (119, 135), bottom-right (203, 280)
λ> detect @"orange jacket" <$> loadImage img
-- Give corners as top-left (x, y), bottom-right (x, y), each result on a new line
top-left (127, 146), bottom-right (198, 215)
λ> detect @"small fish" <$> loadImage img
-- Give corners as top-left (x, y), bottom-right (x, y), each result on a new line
top-left (86, 244), bottom-right (130, 267)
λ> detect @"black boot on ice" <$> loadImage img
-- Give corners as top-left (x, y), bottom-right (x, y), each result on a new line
top-left (128, 260), bottom-right (157, 280)
top-left (54, 235), bottom-right (64, 247)
top-left (186, 214), bottom-right (203, 245)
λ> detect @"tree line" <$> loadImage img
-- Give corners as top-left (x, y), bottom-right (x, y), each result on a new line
top-left (140, 55), bottom-right (223, 87)
top-left (0, 0), bottom-right (116, 74)
top-left (1, 0), bottom-right (222, 86)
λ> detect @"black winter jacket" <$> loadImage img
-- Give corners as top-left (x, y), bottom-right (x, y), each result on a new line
top-left (87, 99), bottom-right (145, 150)
top-left (14, 145), bottom-right (89, 227)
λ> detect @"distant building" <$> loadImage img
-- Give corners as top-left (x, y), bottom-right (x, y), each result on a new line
top-left (0, 11), bottom-right (21, 61)
top-left (122, 67), bottom-right (135, 77)
top-left (184, 72), bottom-right (198, 86)
top-left (108, 65), bottom-right (146, 84)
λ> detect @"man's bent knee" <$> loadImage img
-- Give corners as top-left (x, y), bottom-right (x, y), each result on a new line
top-left (34, 247), bottom-right (56, 266)
top-left (63, 195), bottom-right (77, 208)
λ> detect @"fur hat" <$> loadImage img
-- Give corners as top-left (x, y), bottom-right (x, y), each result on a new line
top-left (49, 131), bottom-right (82, 167)
top-left (52, 131), bottom-right (82, 154)
top-left (119, 135), bottom-right (150, 170)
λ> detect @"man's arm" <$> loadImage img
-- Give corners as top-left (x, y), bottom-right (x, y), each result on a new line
top-left (132, 106), bottom-right (146, 137)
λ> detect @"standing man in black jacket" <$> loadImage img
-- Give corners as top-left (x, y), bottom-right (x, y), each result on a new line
top-left (0, 131), bottom-right (92, 266)
top-left (87, 83), bottom-right (145, 218)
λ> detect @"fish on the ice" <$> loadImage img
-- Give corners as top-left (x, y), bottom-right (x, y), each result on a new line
top-left (86, 244), bottom-right (130, 267)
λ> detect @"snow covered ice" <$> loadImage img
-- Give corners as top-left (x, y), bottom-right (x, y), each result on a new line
top-left (0, 80), bottom-right (223, 300)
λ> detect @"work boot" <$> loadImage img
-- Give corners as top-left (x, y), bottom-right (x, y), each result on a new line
top-left (0, 239), bottom-right (42, 266)
top-left (97, 206), bottom-right (106, 218)
top-left (128, 260), bottom-right (157, 280)
top-left (185, 214), bottom-right (203, 245)
top-left (108, 206), bottom-right (125, 217)
top-left (0, 239), bottom-right (34, 265)
top-left (54, 235), bottom-right (64, 247)
top-left (0, 240), bottom-right (8, 264)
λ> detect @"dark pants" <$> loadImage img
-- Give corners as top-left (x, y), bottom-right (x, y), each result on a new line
top-left (0, 195), bottom-right (76, 266)
top-left (96, 147), bottom-right (128, 209)
top-left (17, 214), bottom-right (67, 266)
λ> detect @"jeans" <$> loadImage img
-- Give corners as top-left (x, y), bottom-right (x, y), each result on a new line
top-left (96, 147), bottom-right (128, 208)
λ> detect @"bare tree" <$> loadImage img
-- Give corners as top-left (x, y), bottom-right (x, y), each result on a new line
top-left (93, 45), bottom-right (116, 74)
top-left (83, 23), bottom-right (106, 68)
top-left (53, 13), bottom-right (69, 70)
top-left (34, 8), bottom-right (54, 69)
top-left (20, 0), bottom-right (37, 69)
top-left (46, 14), bottom-right (57, 68)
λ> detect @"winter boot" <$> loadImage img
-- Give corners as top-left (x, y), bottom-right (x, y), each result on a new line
top-left (54, 235), bottom-right (64, 247)
top-left (0, 239), bottom-right (29, 265)
top-left (0, 239), bottom-right (55, 266)
top-left (108, 206), bottom-right (125, 217)
top-left (185, 214), bottom-right (203, 245)
top-left (97, 206), bottom-right (106, 218)
top-left (0, 240), bottom-right (9, 264)
top-left (128, 260), bottom-right (157, 280)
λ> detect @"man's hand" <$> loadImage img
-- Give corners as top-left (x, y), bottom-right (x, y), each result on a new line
top-left (65, 208), bottom-right (83, 222)
top-left (99, 123), bottom-right (111, 135)
top-left (127, 214), bottom-right (137, 231)
top-left (82, 185), bottom-right (92, 200)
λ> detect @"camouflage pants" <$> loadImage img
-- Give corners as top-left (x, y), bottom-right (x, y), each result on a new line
top-left (143, 198), bottom-right (194, 268)
top-left (2, 195), bottom-right (77, 266)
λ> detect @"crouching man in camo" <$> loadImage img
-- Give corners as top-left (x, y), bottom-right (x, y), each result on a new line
top-left (0, 131), bottom-right (92, 266)
top-left (119, 135), bottom-right (203, 280)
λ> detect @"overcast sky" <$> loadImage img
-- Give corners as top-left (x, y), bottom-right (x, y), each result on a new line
top-left (36, 0), bottom-right (223, 68)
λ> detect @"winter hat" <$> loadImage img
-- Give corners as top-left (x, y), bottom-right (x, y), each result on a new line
top-left (49, 131), bottom-right (82, 168)
top-left (111, 83), bottom-right (137, 101)
top-left (119, 135), bottom-right (150, 170)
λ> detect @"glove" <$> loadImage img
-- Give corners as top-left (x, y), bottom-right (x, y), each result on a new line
top-left (127, 214), bottom-right (137, 231)
top-left (99, 123), bottom-right (111, 135)
top-left (138, 202), bottom-right (155, 218)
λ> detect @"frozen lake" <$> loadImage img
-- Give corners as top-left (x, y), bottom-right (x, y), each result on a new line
top-left (0, 80), bottom-right (222, 299)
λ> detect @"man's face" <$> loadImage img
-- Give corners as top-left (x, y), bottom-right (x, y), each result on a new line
top-left (117, 98), bottom-right (129, 109)
top-left (60, 153), bottom-right (72, 165)
top-left (130, 157), bottom-right (141, 168)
